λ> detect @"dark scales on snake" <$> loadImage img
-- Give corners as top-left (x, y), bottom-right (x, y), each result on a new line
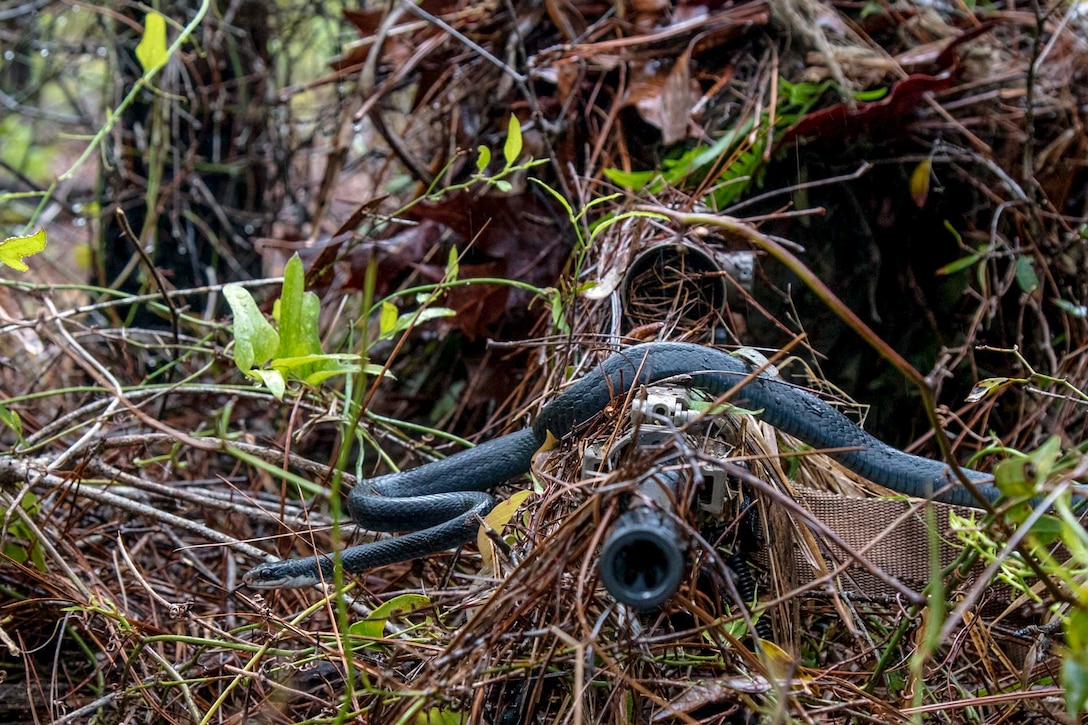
top-left (244, 342), bottom-right (998, 588)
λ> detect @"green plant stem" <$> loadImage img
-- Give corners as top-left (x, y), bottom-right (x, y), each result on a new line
top-left (198, 589), bottom-right (356, 724)
top-left (0, 277), bottom-right (283, 337)
top-left (977, 344), bottom-right (1088, 403)
top-left (367, 412), bottom-right (474, 448)
top-left (328, 261), bottom-right (380, 722)
top-left (368, 276), bottom-right (554, 316)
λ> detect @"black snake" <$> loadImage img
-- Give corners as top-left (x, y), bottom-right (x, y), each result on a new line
top-left (243, 342), bottom-right (998, 588)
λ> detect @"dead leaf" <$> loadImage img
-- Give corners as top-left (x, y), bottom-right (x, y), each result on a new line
top-left (477, 490), bottom-right (534, 570)
top-left (780, 73), bottom-right (956, 147)
top-left (651, 677), bottom-right (771, 721)
top-left (627, 53), bottom-right (699, 144)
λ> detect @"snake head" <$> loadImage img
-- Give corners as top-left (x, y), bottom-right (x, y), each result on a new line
top-left (242, 561), bottom-right (322, 589)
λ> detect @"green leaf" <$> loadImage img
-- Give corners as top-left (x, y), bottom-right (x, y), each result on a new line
top-left (529, 178), bottom-right (575, 222)
top-left (362, 362), bottom-right (392, 378)
top-left (1063, 649), bottom-right (1088, 718)
top-left (1028, 435), bottom-right (1062, 481)
top-left (574, 280), bottom-right (597, 294)
top-left (1015, 255), bottom-right (1040, 294)
top-left (3, 541), bottom-right (28, 565)
top-left (475, 145), bottom-right (491, 173)
top-left (1053, 299), bottom-right (1088, 318)
top-left (20, 491), bottom-right (41, 514)
top-left (0, 402), bottom-right (22, 442)
top-left (352, 593), bottom-right (431, 640)
top-left (859, 1), bottom-right (884, 18)
top-left (993, 437), bottom-right (1061, 499)
top-left (135, 11), bottom-right (169, 75)
top-left (547, 290), bottom-right (568, 332)
top-left (494, 179), bottom-right (512, 193)
top-left (708, 134), bottom-right (767, 208)
top-left (1067, 608), bottom-right (1088, 650)
top-left (3, 492), bottom-right (45, 571)
top-left (415, 708), bottom-right (465, 725)
top-left (275, 254), bottom-right (310, 360)
top-left (298, 292), bottom-right (328, 369)
top-left (379, 305), bottom-right (457, 342)
top-left (673, 124), bottom-right (744, 180)
top-left (503, 115), bottom-right (522, 166)
top-left (0, 116), bottom-right (52, 184)
top-left (936, 250), bottom-right (984, 276)
top-left (994, 457), bottom-right (1035, 499)
top-left (223, 284), bottom-right (279, 372)
top-left (854, 85), bottom-right (890, 102)
top-left (0, 227), bottom-right (47, 272)
top-left (249, 368), bottom-right (286, 400)
top-left (302, 367), bottom-right (361, 386)
top-left (1024, 513), bottom-right (1062, 546)
top-left (273, 352), bottom-right (364, 387)
top-left (581, 192), bottom-right (625, 214)
top-left (783, 77), bottom-right (833, 108)
top-left (394, 307), bottom-right (456, 335)
top-left (271, 353), bottom-right (359, 370)
top-left (379, 301), bottom-right (398, 339)
top-left (446, 246), bottom-right (459, 280)
top-left (942, 219), bottom-right (963, 245)
top-left (965, 376), bottom-right (1021, 403)
top-left (602, 167), bottom-right (657, 190)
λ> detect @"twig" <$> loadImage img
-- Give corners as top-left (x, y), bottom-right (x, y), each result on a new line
top-left (0, 456), bottom-right (268, 563)
top-left (725, 162), bottom-right (872, 214)
top-left (395, 0), bottom-right (527, 85)
top-left (0, 277), bottom-right (283, 338)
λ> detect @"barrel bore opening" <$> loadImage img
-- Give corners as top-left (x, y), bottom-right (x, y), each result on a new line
top-left (622, 243), bottom-right (727, 330)
top-left (615, 538), bottom-right (670, 591)
top-left (600, 516), bottom-right (685, 610)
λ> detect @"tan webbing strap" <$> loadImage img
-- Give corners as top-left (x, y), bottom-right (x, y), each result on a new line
top-left (784, 489), bottom-right (981, 597)
top-left (770, 488), bottom-right (1044, 667)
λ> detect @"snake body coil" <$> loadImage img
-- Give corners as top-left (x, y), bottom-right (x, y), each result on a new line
top-left (243, 342), bottom-right (997, 588)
